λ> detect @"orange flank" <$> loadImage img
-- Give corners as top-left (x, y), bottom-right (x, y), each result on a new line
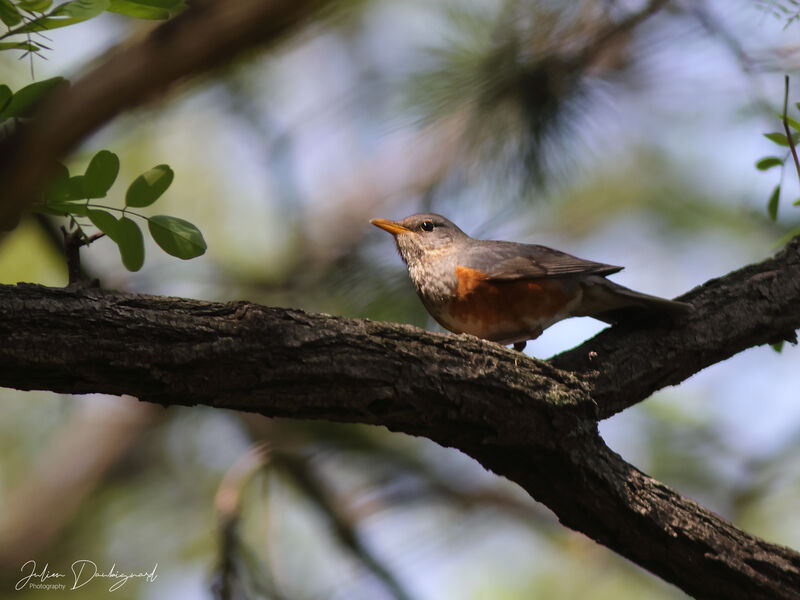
top-left (437, 266), bottom-right (572, 342)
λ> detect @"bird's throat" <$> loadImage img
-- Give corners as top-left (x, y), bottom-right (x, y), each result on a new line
top-left (406, 256), bottom-right (458, 306)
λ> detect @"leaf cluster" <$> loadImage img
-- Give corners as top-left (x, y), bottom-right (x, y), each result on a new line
top-left (756, 98), bottom-right (800, 225)
top-left (37, 149), bottom-right (206, 271)
top-left (0, 0), bottom-right (185, 57)
top-left (407, 2), bottom-right (593, 186)
top-left (756, 0), bottom-right (800, 28)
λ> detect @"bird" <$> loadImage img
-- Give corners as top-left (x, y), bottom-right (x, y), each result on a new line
top-left (370, 213), bottom-right (690, 351)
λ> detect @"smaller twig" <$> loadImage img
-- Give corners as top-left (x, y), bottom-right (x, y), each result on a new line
top-left (26, 31), bottom-right (34, 79)
top-left (275, 452), bottom-right (416, 600)
top-left (211, 444), bottom-right (288, 600)
top-left (61, 226), bottom-right (82, 286)
top-left (60, 226), bottom-right (103, 287)
top-left (782, 75), bottom-right (800, 182)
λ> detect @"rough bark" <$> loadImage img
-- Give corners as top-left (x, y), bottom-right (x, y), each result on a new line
top-left (471, 438), bottom-right (800, 600)
top-left (550, 236), bottom-right (800, 418)
top-left (0, 235), bottom-right (799, 599)
top-left (0, 284), bottom-right (595, 447)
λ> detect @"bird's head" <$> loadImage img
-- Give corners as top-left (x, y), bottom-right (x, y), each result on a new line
top-left (370, 213), bottom-right (468, 266)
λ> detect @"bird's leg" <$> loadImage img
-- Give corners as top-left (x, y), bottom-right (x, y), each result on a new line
top-left (513, 341), bottom-right (526, 352)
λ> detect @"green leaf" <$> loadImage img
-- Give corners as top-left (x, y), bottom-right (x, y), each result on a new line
top-left (126, 164), bottom-right (173, 207)
top-left (125, 0), bottom-right (185, 8)
top-left (764, 131), bottom-right (800, 146)
top-left (0, 0), bottom-right (22, 26)
top-left (43, 162), bottom-right (70, 203)
top-left (35, 204), bottom-right (74, 216)
top-left (16, 0), bottom-right (109, 31)
top-left (116, 217), bottom-right (145, 271)
top-left (771, 341), bottom-right (784, 354)
top-left (17, 0), bottom-right (53, 11)
top-left (786, 115), bottom-right (800, 132)
top-left (62, 203), bottom-right (89, 216)
top-left (793, 198), bottom-right (800, 206)
top-left (764, 132), bottom-right (790, 146)
top-left (0, 85), bottom-right (11, 113)
top-left (148, 215), bottom-right (206, 259)
top-left (36, 202), bottom-right (89, 216)
top-left (107, 0), bottom-right (169, 18)
top-left (65, 175), bottom-right (87, 200)
top-left (0, 77), bottom-right (66, 120)
top-left (82, 150), bottom-right (119, 198)
top-left (87, 209), bottom-right (120, 239)
top-left (52, 0), bottom-right (109, 18)
top-left (768, 184), bottom-right (781, 221)
top-left (0, 41), bottom-right (40, 52)
top-left (755, 156), bottom-right (784, 170)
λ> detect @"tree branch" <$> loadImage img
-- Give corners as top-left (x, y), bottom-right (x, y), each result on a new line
top-left (0, 283), bottom-right (596, 447)
top-left (469, 437), bottom-right (800, 600)
top-left (550, 235), bottom-right (800, 419)
top-left (274, 452), bottom-right (415, 600)
top-left (60, 225), bottom-right (103, 286)
top-left (0, 1), bottom-right (795, 594)
top-left (0, 237), bottom-right (799, 598)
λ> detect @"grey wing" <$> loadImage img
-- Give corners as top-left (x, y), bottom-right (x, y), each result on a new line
top-left (462, 241), bottom-right (623, 281)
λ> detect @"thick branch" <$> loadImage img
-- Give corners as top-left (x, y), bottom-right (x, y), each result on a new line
top-left (0, 284), bottom-right (595, 449)
top-left (0, 250), bottom-right (799, 598)
top-left (470, 437), bottom-right (800, 600)
top-left (0, 0), bottom-right (330, 228)
top-left (550, 235), bottom-right (800, 418)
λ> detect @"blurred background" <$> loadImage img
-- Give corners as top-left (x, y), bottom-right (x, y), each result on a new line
top-left (1, 0), bottom-right (800, 598)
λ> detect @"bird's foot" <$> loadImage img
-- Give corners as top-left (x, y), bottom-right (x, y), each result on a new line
top-left (513, 341), bottom-right (526, 352)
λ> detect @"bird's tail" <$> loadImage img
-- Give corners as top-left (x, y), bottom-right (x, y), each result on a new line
top-left (578, 276), bottom-right (691, 325)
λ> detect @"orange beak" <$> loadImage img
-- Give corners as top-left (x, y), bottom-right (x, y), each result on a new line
top-left (370, 218), bottom-right (412, 236)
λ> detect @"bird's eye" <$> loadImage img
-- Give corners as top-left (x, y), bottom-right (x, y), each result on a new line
top-left (420, 221), bottom-right (434, 232)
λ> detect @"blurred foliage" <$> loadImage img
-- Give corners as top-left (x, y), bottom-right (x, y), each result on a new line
top-left (0, 0), bottom-right (183, 61)
top-left (757, 0), bottom-right (800, 27)
top-left (407, 2), bottom-right (625, 187)
top-left (1, 0), bottom-right (800, 599)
